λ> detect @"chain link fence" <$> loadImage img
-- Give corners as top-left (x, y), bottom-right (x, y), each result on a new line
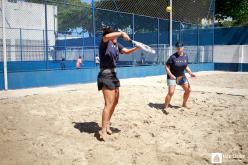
top-left (0, 0), bottom-right (215, 72)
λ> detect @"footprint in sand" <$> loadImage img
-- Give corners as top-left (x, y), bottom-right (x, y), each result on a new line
top-left (143, 120), bottom-right (151, 124)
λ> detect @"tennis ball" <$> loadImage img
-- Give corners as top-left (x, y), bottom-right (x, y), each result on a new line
top-left (166, 6), bottom-right (172, 12)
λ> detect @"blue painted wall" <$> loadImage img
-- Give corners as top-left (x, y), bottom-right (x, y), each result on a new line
top-left (214, 63), bottom-right (248, 72)
top-left (56, 26), bottom-right (248, 48)
top-left (0, 61), bottom-right (96, 72)
top-left (0, 61), bottom-right (161, 72)
top-left (0, 63), bottom-right (214, 90)
top-left (6, 68), bottom-right (99, 89)
top-left (214, 26), bottom-right (248, 45)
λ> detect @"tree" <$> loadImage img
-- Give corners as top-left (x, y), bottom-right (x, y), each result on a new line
top-left (57, 2), bottom-right (92, 35)
top-left (215, 0), bottom-right (248, 26)
top-left (25, 0), bottom-right (92, 35)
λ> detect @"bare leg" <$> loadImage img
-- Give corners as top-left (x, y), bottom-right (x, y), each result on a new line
top-left (181, 83), bottom-right (191, 108)
top-left (101, 88), bottom-right (116, 140)
top-left (164, 86), bottom-right (175, 114)
top-left (107, 88), bottom-right (119, 134)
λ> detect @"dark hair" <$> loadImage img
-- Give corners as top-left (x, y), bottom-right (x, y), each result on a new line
top-left (175, 41), bottom-right (184, 48)
top-left (79, 56), bottom-right (82, 59)
top-left (102, 26), bottom-right (113, 36)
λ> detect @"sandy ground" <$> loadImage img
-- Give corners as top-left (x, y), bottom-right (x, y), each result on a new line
top-left (0, 71), bottom-right (248, 165)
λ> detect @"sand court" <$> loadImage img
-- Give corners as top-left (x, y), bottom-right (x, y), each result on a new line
top-left (0, 71), bottom-right (248, 164)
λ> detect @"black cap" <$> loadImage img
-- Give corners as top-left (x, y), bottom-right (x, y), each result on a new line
top-left (175, 41), bottom-right (184, 48)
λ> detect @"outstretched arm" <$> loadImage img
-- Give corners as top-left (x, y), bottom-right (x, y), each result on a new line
top-left (121, 47), bottom-right (140, 54)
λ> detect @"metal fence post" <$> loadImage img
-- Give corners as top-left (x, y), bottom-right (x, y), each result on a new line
top-left (197, 23), bottom-right (199, 63)
top-left (157, 18), bottom-right (160, 64)
top-left (54, 32), bottom-right (57, 60)
top-left (20, 28), bottom-right (23, 61)
top-left (212, 0), bottom-right (216, 64)
top-left (132, 14), bottom-right (135, 65)
top-left (64, 34), bottom-right (67, 60)
top-left (92, 0), bottom-right (96, 67)
top-left (82, 30), bottom-right (85, 62)
top-left (169, 0), bottom-right (173, 57)
top-left (43, 30), bottom-right (46, 61)
top-left (179, 21), bottom-right (182, 42)
top-left (44, 0), bottom-right (49, 69)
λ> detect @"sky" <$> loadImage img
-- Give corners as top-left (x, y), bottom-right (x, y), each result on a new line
top-left (82, 0), bottom-right (92, 3)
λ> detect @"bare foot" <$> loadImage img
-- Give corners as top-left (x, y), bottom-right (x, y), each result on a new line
top-left (162, 108), bottom-right (169, 115)
top-left (107, 126), bottom-right (112, 135)
top-left (99, 130), bottom-right (108, 141)
top-left (182, 104), bottom-right (190, 109)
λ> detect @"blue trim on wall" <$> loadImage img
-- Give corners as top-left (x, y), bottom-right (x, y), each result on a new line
top-left (6, 68), bottom-right (99, 89)
top-left (214, 63), bottom-right (248, 72)
top-left (0, 61), bottom-right (96, 72)
top-left (0, 63), bottom-right (214, 90)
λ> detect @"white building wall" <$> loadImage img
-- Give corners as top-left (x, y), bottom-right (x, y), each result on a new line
top-left (3, 1), bottom-right (57, 31)
top-left (214, 45), bottom-right (248, 63)
top-left (0, 1), bottom-right (57, 61)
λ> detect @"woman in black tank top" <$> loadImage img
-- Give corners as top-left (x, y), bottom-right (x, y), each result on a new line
top-left (98, 27), bottom-right (140, 141)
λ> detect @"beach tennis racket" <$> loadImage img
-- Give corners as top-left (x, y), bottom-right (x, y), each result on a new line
top-left (118, 29), bottom-right (156, 54)
top-left (129, 40), bottom-right (156, 54)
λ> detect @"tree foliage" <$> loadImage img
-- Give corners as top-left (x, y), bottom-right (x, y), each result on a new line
top-left (24, 0), bottom-right (248, 33)
top-left (215, 0), bottom-right (248, 26)
top-left (57, 2), bottom-right (92, 34)
top-left (25, 0), bottom-right (92, 34)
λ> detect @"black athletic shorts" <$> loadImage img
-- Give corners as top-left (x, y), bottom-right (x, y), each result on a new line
top-left (97, 71), bottom-right (120, 90)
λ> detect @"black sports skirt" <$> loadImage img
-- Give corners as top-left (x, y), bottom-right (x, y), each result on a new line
top-left (97, 71), bottom-right (120, 90)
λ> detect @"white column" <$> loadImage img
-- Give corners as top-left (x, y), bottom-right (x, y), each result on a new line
top-left (2, 0), bottom-right (8, 90)
top-left (239, 45), bottom-right (244, 71)
top-left (169, 0), bottom-right (172, 56)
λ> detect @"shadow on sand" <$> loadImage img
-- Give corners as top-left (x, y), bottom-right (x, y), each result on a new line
top-left (72, 122), bottom-right (121, 141)
top-left (148, 103), bottom-right (181, 111)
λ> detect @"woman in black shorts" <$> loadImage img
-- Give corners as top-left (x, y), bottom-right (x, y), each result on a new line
top-left (98, 27), bottom-right (140, 141)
